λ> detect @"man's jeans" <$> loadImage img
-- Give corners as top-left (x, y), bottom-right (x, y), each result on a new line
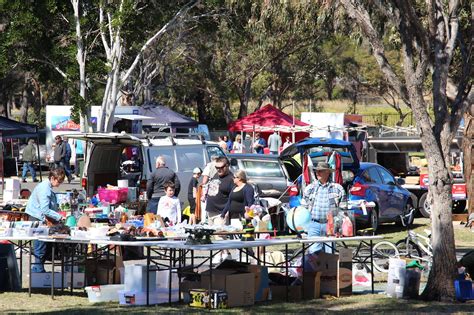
top-left (55, 160), bottom-right (71, 178)
top-left (22, 162), bottom-right (36, 181)
top-left (306, 221), bottom-right (334, 254)
top-left (147, 197), bottom-right (161, 214)
top-left (32, 240), bottom-right (47, 273)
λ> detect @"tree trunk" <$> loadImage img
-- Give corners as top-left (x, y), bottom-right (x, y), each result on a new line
top-left (222, 99), bottom-right (233, 125)
top-left (421, 178), bottom-right (457, 300)
top-left (19, 88), bottom-right (29, 123)
top-left (237, 78), bottom-right (251, 119)
top-left (195, 90), bottom-right (206, 123)
top-left (463, 109), bottom-right (474, 214)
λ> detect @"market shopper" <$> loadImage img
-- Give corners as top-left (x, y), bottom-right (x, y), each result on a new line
top-left (25, 168), bottom-right (65, 272)
top-left (205, 156), bottom-right (234, 224)
top-left (187, 167), bottom-right (202, 225)
top-left (232, 134), bottom-right (245, 153)
top-left (267, 130), bottom-right (282, 155)
top-left (220, 170), bottom-right (255, 223)
top-left (282, 136), bottom-right (292, 150)
top-left (252, 132), bottom-right (266, 154)
top-left (157, 181), bottom-right (181, 225)
top-left (303, 162), bottom-right (345, 254)
top-left (53, 136), bottom-right (72, 183)
top-left (202, 155), bottom-right (219, 185)
top-left (21, 138), bottom-right (38, 183)
top-left (146, 156), bottom-right (181, 213)
top-left (63, 136), bottom-right (73, 183)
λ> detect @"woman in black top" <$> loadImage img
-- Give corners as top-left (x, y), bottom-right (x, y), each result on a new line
top-left (187, 167), bottom-right (202, 224)
top-left (221, 170), bottom-right (255, 222)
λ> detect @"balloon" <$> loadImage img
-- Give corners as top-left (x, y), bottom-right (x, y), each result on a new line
top-left (286, 206), bottom-right (311, 232)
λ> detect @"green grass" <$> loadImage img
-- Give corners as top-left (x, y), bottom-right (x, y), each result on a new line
top-left (1, 290), bottom-right (473, 314)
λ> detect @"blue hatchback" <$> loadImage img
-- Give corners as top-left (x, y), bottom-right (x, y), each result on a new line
top-left (281, 137), bottom-right (413, 231)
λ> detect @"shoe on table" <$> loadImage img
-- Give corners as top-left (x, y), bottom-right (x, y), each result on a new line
top-left (22, 178), bottom-right (27, 183)
top-left (33, 179), bottom-right (39, 182)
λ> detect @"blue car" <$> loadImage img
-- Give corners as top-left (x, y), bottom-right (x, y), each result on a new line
top-left (281, 137), bottom-right (414, 231)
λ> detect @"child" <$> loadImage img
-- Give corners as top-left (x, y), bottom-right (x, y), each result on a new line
top-left (157, 181), bottom-right (181, 225)
top-left (187, 167), bottom-right (202, 225)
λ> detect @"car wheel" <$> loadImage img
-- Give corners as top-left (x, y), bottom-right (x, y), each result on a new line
top-left (369, 208), bottom-right (379, 232)
top-left (418, 193), bottom-right (431, 218)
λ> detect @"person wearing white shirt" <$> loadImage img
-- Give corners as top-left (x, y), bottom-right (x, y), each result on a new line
top-left (157, 181), bottom-right (181, 225)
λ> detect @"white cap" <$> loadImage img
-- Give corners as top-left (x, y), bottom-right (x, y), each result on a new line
top-left (193, 167), bottom-right (202, 174)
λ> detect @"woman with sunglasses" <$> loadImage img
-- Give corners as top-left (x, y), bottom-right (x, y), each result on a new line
top-left (220, 170), bottom-right (255, 223)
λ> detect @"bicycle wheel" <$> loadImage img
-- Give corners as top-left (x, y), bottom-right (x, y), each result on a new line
top-left (372, 241), bottom-right (400, 273)
top-left (396, 239), bottom-right (423, 259)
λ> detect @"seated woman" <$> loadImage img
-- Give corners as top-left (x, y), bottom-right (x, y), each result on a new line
top-left (220, 170), bottom-right (255, 223)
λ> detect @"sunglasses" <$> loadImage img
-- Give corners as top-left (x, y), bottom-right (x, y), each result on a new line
top-left (215, 165), bottom-right (228, 170)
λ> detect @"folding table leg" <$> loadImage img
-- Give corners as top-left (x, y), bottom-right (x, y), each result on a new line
top-left (28, 241), bottom-right (32, 297)
top-left (370, 240), bottom-right (374, 294)
top-left (51, 245), bottom-right (55, 300)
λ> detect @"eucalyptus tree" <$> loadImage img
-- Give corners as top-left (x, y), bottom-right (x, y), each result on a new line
top-left (339, 0), bottom-right (473, 300)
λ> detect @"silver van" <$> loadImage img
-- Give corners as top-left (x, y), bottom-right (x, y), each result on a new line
top-left (68, 133), bottom-right (226, 205)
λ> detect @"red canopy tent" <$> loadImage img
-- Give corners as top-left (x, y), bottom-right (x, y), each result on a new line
top-left (228, 104), bottom-right (310, 144)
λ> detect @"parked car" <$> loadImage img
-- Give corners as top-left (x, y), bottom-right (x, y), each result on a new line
top-left (227, 153), bottom-right (302, 203)
top-left (67, 132), bottom-right (226, 206)
top-left (282, 137), bottom-right (414, 231)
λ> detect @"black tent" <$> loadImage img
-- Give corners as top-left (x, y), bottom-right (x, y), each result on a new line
top-left (141, 102), bottom-right (198, 128)
top-left (0, 116), bottom-right (38, 138)
top-left (0, 116), bottom-right (42, 183)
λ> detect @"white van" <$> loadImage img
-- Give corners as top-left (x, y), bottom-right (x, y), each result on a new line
top-left (67, 132), bottom-right (226, 205)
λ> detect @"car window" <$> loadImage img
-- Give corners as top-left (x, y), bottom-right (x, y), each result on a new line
top-left (242, 160), bottom-right (284, 178)
top-left (378, 167), bottom-right (396, 185)
top-left (364, 167), bottom-right (383, 184)
top-left (147, 147), bottom-right (176, 172)
top-left (206, 146), bottom-right (226, 159)
top-left (175, 146), bottom-right (206, 172)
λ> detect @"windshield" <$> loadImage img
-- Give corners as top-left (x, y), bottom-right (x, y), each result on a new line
top-left (308, 147), bottom-right (355, 165)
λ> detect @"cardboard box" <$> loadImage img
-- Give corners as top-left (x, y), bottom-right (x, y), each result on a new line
top-left (246, 265), bottom-right (270, 302)
top-left (339, 248), bottom-right (352, 296)
top-left (312, 253), bottom-right (339, 297)
top-left (189, 289), bottom-right (228, 309)
top-left (269, 272), bottom-right (321, 301)
top-left (201, 270), bottom-right (255, 307)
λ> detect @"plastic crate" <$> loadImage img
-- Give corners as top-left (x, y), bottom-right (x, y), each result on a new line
top-left (97, 187), bottom-right (128, 204)
top-left (454, 279), bottom-right (474, 301)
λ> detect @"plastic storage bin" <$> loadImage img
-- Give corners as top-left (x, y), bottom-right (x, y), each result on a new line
top-left (118, 288), bottom-right (179, 306)
top-left (85, 284), bottom-right (125, 303)
top-left (97, 187), bottom-right (128, 203)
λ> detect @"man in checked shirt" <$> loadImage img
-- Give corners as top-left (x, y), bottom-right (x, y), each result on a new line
top-left (303, 162), bottom-right (346, 254)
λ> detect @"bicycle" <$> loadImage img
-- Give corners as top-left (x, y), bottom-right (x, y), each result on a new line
top-left (352, 228), bottom-right (400, 273)
top-left (395, 208), bottom-right (433, 271)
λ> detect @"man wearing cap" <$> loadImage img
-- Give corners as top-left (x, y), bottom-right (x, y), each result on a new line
top-left (303, 162), bottom-right (346, 253)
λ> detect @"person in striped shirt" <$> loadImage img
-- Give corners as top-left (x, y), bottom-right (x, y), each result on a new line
top-left (303, 162), bottom-right (345, 253)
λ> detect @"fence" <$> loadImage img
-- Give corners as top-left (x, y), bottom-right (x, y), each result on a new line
top-left (362, 113), bottom-right (414, 127)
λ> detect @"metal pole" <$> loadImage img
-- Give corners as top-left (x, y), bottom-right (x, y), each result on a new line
top-left (36, 134), bottom-right (43, 182)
